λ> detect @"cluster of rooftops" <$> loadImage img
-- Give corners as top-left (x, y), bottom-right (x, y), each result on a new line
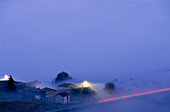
top-left (0, 78), bottom-right (97, 104)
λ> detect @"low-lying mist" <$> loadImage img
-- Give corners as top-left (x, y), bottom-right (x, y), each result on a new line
top-left (0, 0), bottom-right (170, 111)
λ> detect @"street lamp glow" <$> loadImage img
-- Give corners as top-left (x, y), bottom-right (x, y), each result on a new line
top-left (82, 81), bottom-right (90, 87)
top-left (0, 74), bottom-right (9, 81)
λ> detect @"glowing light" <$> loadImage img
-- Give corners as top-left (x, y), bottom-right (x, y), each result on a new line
top-left (98, 88), bottom-right (170, 103)
top-left (0, 74), bottom-right (9, 81)
top-left (82, 81), bottom-right (90, 87)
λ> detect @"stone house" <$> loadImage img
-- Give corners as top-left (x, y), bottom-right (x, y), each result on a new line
top-left (40, 87), bottom-right (57, 98)
top-left (55, 92), bottom-right (70, 104)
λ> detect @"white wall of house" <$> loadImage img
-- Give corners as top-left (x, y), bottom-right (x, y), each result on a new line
top-left (64, 96), bottom-right (70, 104)
top-left (35, 95), bottom-right (41, 99)
top-left (55, 95), bottom-right (70, 104)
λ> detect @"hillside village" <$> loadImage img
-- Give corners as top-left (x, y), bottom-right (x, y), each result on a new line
top-left (0, 72), bottom-right (118, 111)
top-left (0, 73), bottom-right (97, 106)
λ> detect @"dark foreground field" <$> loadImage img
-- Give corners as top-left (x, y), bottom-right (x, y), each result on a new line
top-left (0, 100), bottom-right (66, 112)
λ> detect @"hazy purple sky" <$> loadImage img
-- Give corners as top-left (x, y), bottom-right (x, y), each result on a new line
top-left (0, 0), bottom-right (170, 82)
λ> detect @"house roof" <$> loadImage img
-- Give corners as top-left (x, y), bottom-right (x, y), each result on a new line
top-left (26, 80), bottom-right (42, 88)
top-left (26, 80), bottom-right (42, 85)
top-left (17, 84), bottom-right (40, 92)
top-left (58, 83), bottom-right (78, 89)
top-left (70, 87), bottom-right (96, 96)
top-left (0, 81), bottom-right (25, 89)
top-left (27, 80), bottom-right (41, 84)
top-left (41, 87), bottom-right (57, 92)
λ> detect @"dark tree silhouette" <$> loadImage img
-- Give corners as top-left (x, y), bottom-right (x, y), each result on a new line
top-left (104, 82), bottom-right (116, 93)
top-left (54, 72), bottom-right (72, 83)
top-left (7, 76), bottom-right (16, 90)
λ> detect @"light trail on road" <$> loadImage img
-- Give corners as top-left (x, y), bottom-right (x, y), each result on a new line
top-left (98, 88), bottom-right (170, 103)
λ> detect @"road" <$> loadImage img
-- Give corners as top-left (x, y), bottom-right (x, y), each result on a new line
top-left (63, 90), bottom-right (170, 112)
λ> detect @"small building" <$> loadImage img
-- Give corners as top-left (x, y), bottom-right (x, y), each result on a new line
top-left (16, 85), bottom-right (41, 100)
top-left (0, 80), bottom-right (25, 90)
top-left (40, 87), bottom-right (57, 98)
top-left (58, 83), bottom-right (78, 91)
top-left (35, 95), bottom-right (41, 100)
top-left (70, 87), bottom-right (96, 102)
top-left (55, 92), bottom-right (70, 104)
